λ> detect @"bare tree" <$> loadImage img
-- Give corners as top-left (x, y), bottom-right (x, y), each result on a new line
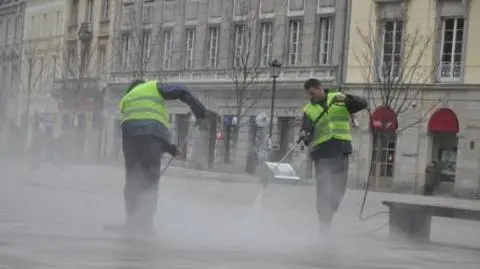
top-left (353, 9), bottom-right (443, 214)
top-left (113, 1), bottom-right (163, 79)
top-left (13, 40), bottom-right (60, 144)
top-left (355, 18), bottom-right (441, 142)
top-left (222, 0), bottom-right (274, 154)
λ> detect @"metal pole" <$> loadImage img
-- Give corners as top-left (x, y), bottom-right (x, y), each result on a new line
top-left (268, 75), bottom-right (276, 138)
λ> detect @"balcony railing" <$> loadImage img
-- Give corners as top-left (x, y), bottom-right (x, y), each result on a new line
top-left (78, 22), bottom-right (93, 41)
top-left (110, 66), bottom-right (336, 84)
top-left (438, 61), bottom-right (463, 82)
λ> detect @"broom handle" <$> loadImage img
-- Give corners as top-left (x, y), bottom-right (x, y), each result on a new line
top-left (272, 142), bottom-right (301, 171)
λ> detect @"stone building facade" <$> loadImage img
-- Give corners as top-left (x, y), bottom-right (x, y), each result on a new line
top-left (104, 0), bottom-right (350, 169)
top-left (345, 0), bottom-right (480, 197)
top-left (50, 0), bottom-right (117, 162)
top-left (20, 0), bottom-right (66, 147)
top-left (0, 0), bottom-right (25, 153)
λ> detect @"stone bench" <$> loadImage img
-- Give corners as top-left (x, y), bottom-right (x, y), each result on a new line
top-left (382, 198), bottom-right (480, 242)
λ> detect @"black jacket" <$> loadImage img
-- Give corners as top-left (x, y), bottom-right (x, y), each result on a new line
top-left (300, 92), bottom-right (367, 160)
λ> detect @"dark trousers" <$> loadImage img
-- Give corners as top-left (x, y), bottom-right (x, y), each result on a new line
top-left (314, 156), bottom-right (349, 227)
top-left (122, 133), bottom-right (163, 229)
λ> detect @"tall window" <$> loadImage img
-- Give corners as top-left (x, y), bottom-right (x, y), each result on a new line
top-left (371, 132), bottom-right (396, 178)
top-left (318, 17), bottom-right (333, 65)
top-left (207, 26), bottom-right (219, 68)
top-left (70, 0), bottom-right (78, 25)
top-left (5, 18), bottom-right (10, 42)
top-left (0, 22), bottom-right (3, 45)
top-left (51, 55), bottom-right (59, 79)
top-left (67, 44), bottom-right (77, 70)
top-left (86, 0), bottom-right (94, 22)
top-left (15, 15), bottom-right (21, 42)
top-left (288, 20), bottom-right (302, 65)
top-left (98, 46), bottom-right (106, 74)
top-left (163, 29), bottom-right (173, 69)
top-left (121, 32), bottom-right (130, 69)
top-left (439, 18), bottom-right (464, 81)
top-left (141, 29), bottom-right (152, 68)
top-left (185, 28), bottom-right (196, 69)
top-left (38, 56), bottom-right (45, 85)
top-left (56, 11), bottom-right (62, 35)
top-left (379, 20), bottom-right (403, 78)
top-left (142, 4), bottom-right (154, 24)
top-left (260, 22), bottom-right (273, 67)
top-left (102, 0), bottom-right (110, 20)
top-left (233, 24), bottom-right (247, 67)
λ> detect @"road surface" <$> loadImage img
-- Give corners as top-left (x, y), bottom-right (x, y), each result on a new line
top-left (0, 161), bottom-right (479, 268)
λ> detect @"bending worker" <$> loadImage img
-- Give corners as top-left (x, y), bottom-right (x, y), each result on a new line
top-left (112, 79), bottom-right (210, 236)
top-left (300, 78), bottom-right (367, 234)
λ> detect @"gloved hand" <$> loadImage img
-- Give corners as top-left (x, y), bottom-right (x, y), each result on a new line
top-left (297, 130), bottom-right (312, 145)
top-left (195, 109), bottom-right (217, 131)
top-left (164, 143), bottom-right (180, 157)
top-left (195, 117), bottom-right (209, 131)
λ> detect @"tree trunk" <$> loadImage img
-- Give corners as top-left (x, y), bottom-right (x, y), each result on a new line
top-left (24, 68), bottom-right (33, 152)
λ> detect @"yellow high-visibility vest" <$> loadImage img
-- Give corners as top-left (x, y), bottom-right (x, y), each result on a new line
top-left (303, 91), bottom-right (351, 147)
top-left (118, 80), bottom-right (170, 129)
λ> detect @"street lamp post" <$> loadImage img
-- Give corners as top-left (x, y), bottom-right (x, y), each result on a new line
top-left (268, 59), bottom-right (282, 139)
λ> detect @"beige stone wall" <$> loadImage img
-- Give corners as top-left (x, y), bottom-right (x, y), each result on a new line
top-left (346, 88), bottom-right (480, 196)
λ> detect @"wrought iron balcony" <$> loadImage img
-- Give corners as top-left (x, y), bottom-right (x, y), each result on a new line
top-left (51, 77), bottom-right (101, 100)
top-left (78, 22), bottom-right (93, 42)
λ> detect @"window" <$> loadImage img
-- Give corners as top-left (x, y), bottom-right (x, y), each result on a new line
top-left (102, 0), bottom-right (110, 20)
top-left (51, 55), bottom-right (59, 79)
top-left (80, 46), bottom-right (90, 73)
top-left (163, 29), bottom-right (173, 69)
top-left (42, 14), bottom-right (48, 37)
top-left (287, 20), bottom-right (302, 65)
top-left (29, 16), bottom-right (34, 39)
top-left (371, 132), bottom-right (396, 178)
top-left (439, 17), bottom-right (464, 80)
top-left (318, 17), bottom-right (333, 65)
top-left (38, 56), bottom-right (45, 84)
top-left (120, 32), bottom-right (130, 69)
top-left (0, 21), bottom-right (3, 45)
top-left (379, 20), bottom-right (403, 78)
top-left (185, 28), bottom-right (196, 69)
top-left (260, 22), bottom-right (273, 67)
top-left (98, 45), bottom-right (106, 74)
top-left (5, 18), bottom-right (10, 42)
top-left (233, 23), bottom-right (247, 67)
top-left (142, 5), bottom-right (154, 24)
top-left (70, 0), bottom-right (78, 25)
top-left (207, 26), bottom-right (220, 68)
top-left (141, 29), bottom-right (152, 68)
top-left (15, 15), bottom-right (21, 41)
top-left (86, 0), bottom-right (94, 22)
top-left (67, 44), bottom-right (77, 70)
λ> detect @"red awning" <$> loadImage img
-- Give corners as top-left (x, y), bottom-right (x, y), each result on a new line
top-left (428, 108), bottom-right (459, 133)
top-left (370, 106), bottom-right (398, 131)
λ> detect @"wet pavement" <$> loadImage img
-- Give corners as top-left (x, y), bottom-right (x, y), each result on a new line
top-left (1, 161), bottom-right (479, 268)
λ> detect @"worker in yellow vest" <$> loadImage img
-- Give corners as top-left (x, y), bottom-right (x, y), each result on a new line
top-left (299, 78), bottom-right (367, 234)
top-left (108, 79), bottom-right (210, 236)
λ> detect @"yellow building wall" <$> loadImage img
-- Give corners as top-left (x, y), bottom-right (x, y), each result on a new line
top-left (464, 0), bottom-right (480, 83)
top-left (346, 0), bottom-right (439, 85)
top-left (345, 0), bottom-right (375, 84)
